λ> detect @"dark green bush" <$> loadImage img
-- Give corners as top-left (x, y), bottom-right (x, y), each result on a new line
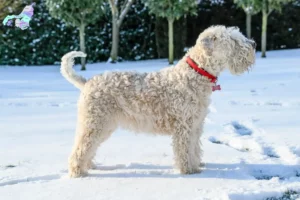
top-left (1, 0), bottom-right (300, 65)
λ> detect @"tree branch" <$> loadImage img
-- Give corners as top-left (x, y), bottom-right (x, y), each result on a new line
top-left (120, 0), bottom-right (128, 14)
top-left (241, 4), bottom-right (246, 11)
top-left (117, 0), bottom-right (134, 27)
top-left (114, 0), bottom-right (118, 7)
top-left (108, 0), bottom-right (118, 15)
top-left (268, 8), bottom-right (273, 16)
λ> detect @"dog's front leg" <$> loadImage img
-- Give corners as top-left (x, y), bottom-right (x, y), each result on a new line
top-left (172, 124), bottom-right (201, 174)
top-left (193, 126), bottom-right (204, 168)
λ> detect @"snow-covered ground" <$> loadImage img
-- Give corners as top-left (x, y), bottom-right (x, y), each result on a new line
top-left (0, 49), bottom-right (300, 200)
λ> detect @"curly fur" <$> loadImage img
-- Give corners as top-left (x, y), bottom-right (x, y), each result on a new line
top-left (61, 25), bottom-right (256, 178)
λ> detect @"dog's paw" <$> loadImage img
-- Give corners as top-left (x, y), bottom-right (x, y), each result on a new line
top-left (190, 167), bottom-right (202, 174)
top-left (179, 167), bottom-right (202, 174)
top-left (68, 167), bottom-right (87, 178)
top-left (69, 171), bottom-right (87, 178)
top-left (199, 162), bottom-right (205, 167)
top-left (87, 161), bottom-right (97, 169)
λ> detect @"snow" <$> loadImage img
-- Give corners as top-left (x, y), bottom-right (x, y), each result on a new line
top-left (197, 0), bottom-right (224, 5)
top-left (0, 49), bottom-right (300, 200)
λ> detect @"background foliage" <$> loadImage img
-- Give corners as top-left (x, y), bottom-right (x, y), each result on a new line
top-left (0, 0), bottom-right (300, 65)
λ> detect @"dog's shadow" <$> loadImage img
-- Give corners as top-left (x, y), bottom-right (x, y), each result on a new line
top-left (1, 163), bottom-right (298, 186)
top-left (90, 162), bottom-right (300, 180)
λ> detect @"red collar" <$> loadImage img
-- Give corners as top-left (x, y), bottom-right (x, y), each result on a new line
top-left (186, 56), bottom-right (221, 91)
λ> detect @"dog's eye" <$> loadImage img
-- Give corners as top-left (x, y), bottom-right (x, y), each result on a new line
top-left (212, 36), bottom-right (217, 41)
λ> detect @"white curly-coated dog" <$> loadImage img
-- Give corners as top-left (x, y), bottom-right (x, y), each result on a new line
top-left (61, 25), bottom-right (256, 178)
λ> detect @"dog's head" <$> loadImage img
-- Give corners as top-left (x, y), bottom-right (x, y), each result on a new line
top-left (196, 25), bottom-right (256, 75)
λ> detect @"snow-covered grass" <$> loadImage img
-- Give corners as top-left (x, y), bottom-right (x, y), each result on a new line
top-left (0, 49), bottom-right (300, 200)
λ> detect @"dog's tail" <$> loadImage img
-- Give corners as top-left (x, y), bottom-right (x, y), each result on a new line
top-left (61, 51), bottom-right (87, 90)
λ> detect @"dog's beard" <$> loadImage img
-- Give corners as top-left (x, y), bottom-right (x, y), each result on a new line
top-left (228, 47), bottom-right (255, 75)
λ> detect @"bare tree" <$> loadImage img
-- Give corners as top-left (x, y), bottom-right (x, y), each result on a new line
top-left (259, 0), bottom-right (293, 57)
top-left (108, 0), bottom-right (135, 63)
top-left (234, 0), bottom-right (260, 38)
top-left (46, 0), bottom-right (105, 70)
top-left (143, 0), bottom-right (197, 64)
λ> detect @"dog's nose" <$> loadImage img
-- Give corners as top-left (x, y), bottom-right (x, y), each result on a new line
top-left (247, 39), bottom-right (256, 49)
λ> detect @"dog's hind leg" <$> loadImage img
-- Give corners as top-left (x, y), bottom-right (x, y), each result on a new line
top-left (68, 102), bottom-right (116, 178)
top-left (68, 117), bottom-right (115, 178)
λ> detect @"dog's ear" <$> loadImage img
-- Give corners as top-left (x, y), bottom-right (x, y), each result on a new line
top-left (199, 36), bottom-right (215, 55)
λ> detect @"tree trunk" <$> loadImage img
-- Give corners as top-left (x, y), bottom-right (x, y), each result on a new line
top-left (155, 18), bottom-right (162, 58)
top-left (168, 18), bottom-right (174, 64)
top-left (79, 22), bottom-right (86, 70)
top-left (110, 16), bottom-right (119, 63)
top-left (261, 1), bottom-right (268, 58)
top-left (182, 16), bottom-right (187, 54)
top-left (246, 12), bottom-right (251, 38)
